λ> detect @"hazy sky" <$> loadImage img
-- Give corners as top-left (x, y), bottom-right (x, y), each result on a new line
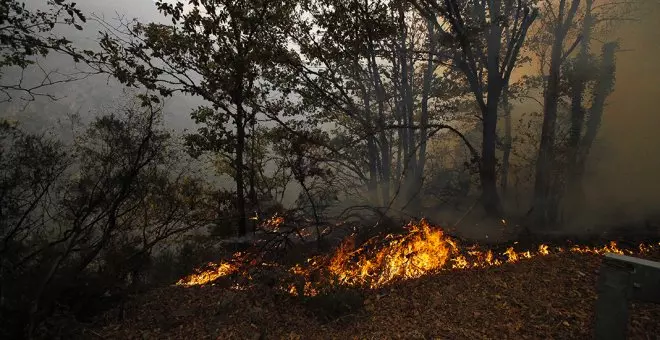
top-left (5, 1), bottom-right (202, 132)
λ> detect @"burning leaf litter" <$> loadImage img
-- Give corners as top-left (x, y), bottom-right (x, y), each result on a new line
top-left (92, 249), bottom-right (660, 339)
top-left (176, 218), bottom-right (660, 294)
top-left (176, 261), bottom-right (237, 287)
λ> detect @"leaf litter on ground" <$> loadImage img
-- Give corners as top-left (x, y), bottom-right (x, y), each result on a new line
top-left (87, 251), bottom-right (660, 340)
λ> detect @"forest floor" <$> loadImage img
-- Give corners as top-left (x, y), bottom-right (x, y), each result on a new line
top-left (87, 250), bottom-right (660, 340)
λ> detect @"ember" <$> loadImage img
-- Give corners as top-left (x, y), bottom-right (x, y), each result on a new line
top-left (176, 218), bottom-right (660, 294)
top-left (263, 214), bottom-right (285, 231)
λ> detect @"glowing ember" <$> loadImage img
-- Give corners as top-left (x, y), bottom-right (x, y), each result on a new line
top-left (175, 218), bottom-right (660, 294)
top-left (263, 214), bottom-right (285, 231)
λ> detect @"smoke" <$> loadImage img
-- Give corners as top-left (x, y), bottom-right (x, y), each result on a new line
top-left (495, 0), bottom-right (660, 229)
top-left (581, 0), bottom-right (660, 223)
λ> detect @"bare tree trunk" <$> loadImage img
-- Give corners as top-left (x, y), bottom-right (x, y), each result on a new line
top-left (572, 42), bottom-right (617, 194)
top-left (404, 54), bottom-right (417, 206)
top-left (235, 104), bottom-right (247, 236)
top-left (412, 20), bottom-right (436, 214)
top-left (363, 86), bottom-right (381, 204)
top-left (396, 110), bottom-right (403, 181)
top-left (532, 0), bottom-right (580, 227)
top-left (481, 7), bottom-right (504, 217)
top-left (366, 38), bottom-right (391, 207)
top-left (565, 0), bottom-right (593, 216)
top-left (500, 90), bottom-right (512, 195)
top-left (393, 49), bottom-right (403, 183)
top-left (397, 5), bottom-right (413, 208)
top-left (481, 108), bottom-right (502, 216)
top-left (499, 0), bottom-right (514, 197)
top-left (248, 120), bottom-right (258, 233)
top-left (532, 33), bottom-right (561, 227)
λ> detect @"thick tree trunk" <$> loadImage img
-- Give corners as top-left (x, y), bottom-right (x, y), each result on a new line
top-left (248, 121), bottom-right (257, 233)
top-left (532, 0), bottom-right (568, 227)
top-left (481, 13), bottom-right (504, 217)
top-left (363, 86), bottom-right (381, 204)
top-left (500, 90), bottom-right (512, 195)
top-left (573, 42), bottom-right (617, 193)
top-left (565, 0), bottom-right (592, 217)
top-left (481, 102), bottom-right (502, 216)
top-left (366, 45), bottom-right (391, 207)
top-left (235, 105), bottom-right (247, 237)
top-left (580, 45), bottom-right (616, 158)
top-left (393, 49), bottom-right (403, 183)
top-left (367, 138), bottom-right (380, 202)
top-left (412, 21), bottom-right (436, 215)
top-left (532, 46), bottom-right (561, 226)
top-left (532, 0), bottom-right (581, 227)
top-left (378, 140), bottom-right (390, 207)
top-left (404, 55), bottom-right (417, 206)
top-left (396, 109), bottom-right (403, 181)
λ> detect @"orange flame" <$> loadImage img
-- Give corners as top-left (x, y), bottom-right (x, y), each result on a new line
top-left (176, 261), bottom-right (237, 286)
top-left (176, 218), bottom-right (660, 293)
top-left (263, 215), bottom-right (285, 231)
top-left (325, 219), bottom-right (458, 288)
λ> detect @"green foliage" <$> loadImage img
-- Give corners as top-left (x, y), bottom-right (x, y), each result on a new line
top-left (97, 0), bottom-right (304, 235)
top-left (0, 96), bottom-right (215, 338)
top-left (0, 0), bottom-right (85, 65)
top-left (0, 0), bottom-right (635, 336)
top-left (0, 0), bottom-right (88, 101)
top-left (0, 120), bottom-right (69, 262)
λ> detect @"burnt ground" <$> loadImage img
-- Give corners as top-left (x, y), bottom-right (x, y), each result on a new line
top-left (83, 250), bottom-right (660, 340)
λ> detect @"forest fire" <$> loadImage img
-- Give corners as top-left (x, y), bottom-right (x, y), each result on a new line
top-left (175, 215), bottom-right (285, 286)
top-left (176, 261), bottom-right (237, 286)
top-left (176, 219), bottom-right (660, 293)
top-left (323, 219), bottom-right (458, 287)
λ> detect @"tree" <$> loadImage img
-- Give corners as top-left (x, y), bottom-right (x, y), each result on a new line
top-left (0, 0), bottom-right (89, 101)
top-left (529, 0), bottom-right (582, 227)
top-left (277, 0), bottom-right (474, 220)
top-left (411, 0), bottom-right (538, 217)
top-left (0, 95), bottom-right (212, 337)
top-left (95, 0), bottom-right (298, 236)
top-left (524, 0), bottom-right (632, 227)
top-left (276, 0), bottom-right (398, 209)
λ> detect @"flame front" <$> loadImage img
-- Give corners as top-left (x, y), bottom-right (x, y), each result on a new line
top-left (326, 219), bottom-right (457, 288)
top-left (176, 218), bottom-right (660, 294)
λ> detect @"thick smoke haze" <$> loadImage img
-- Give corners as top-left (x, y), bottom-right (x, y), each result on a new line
top-left (6, 0), bottom-right (660, 226)
top-left (582, 0), bottom-right (660, 223)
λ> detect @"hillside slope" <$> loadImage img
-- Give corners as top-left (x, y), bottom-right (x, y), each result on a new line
top-left (87, 251), bottom-right (660, 339)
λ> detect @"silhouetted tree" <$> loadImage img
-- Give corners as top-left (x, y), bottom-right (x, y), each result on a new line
top-left (0, 96), bottom-right (212, 337)
top-left (95, 0), bottom-right (298, 236)
top-left (411, 0), bottom-right (538, 217)
top-left (0, 0), bottom-right (89, 101)
top-left (523, 0), bottom-right (631, 227)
